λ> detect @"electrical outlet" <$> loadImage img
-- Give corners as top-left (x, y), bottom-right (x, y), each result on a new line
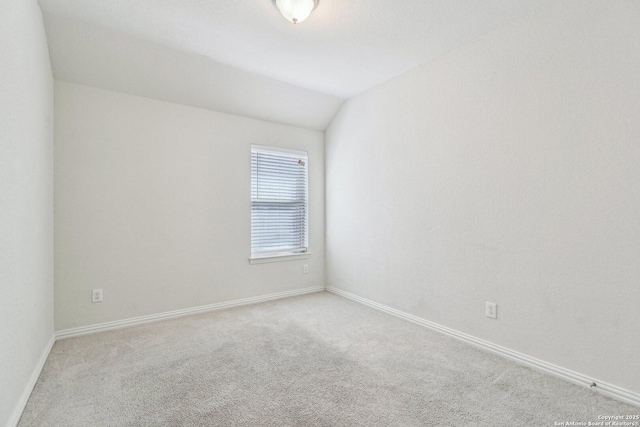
top-left (303, 264), bottom-right (309, 274)
top-left (92, 289), bottom-right (103, 303)
top-left (486, 302), bottom-right (497, 319)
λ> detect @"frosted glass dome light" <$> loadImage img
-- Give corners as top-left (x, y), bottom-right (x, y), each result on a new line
top-left (275, 0), bottom-right (318, 24)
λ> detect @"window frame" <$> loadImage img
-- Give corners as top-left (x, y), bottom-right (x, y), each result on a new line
top-left (249, 145), bottom-right (310, 264)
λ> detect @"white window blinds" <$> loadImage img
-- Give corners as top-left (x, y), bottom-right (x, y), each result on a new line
top-left (251, 146), bottom-right (308, 258)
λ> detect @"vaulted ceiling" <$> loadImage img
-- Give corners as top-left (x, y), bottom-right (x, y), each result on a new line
top-left (39, 0), bottom-right (549, 130)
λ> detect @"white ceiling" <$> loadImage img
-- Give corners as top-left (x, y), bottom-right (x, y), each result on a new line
top-left (42, 15), bottom-right (343, 131)
top-left (39, 0), bottom-right (549, 129)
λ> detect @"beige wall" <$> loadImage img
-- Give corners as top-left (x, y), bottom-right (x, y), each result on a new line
top-left (326, 1), bottom-right (640, 393)
top-left (54, 81), bottom-right (325, 331)
top-left (0, 0), bottom-right (54, 425)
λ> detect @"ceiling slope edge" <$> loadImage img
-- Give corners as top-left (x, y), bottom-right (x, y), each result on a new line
top-left (44, 13), bottom-right (344, 131)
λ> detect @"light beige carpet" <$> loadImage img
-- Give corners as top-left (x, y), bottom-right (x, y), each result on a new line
top-left (19, 292), bottom-right (637, 426)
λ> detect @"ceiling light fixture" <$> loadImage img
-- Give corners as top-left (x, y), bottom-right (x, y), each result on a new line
top-left (274, 0), bottom-right (318, 24)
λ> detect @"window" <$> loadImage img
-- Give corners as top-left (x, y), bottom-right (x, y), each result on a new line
top-left (251, 145), bottom-right (308, 260)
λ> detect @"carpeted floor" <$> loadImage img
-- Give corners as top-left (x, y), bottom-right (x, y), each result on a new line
top-left (19, 291), bottom-right (637, 426)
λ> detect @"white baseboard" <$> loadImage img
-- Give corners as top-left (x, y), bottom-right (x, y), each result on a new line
top-left (7, 334), bottom-right (56, 427)
top-left (326, 286), bottom-right (640, 408)
top-left (56, 286), bottom-right (325, 340)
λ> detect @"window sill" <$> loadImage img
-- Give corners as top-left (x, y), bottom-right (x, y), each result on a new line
top-left (249, 253), bottom-right (311, 264)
